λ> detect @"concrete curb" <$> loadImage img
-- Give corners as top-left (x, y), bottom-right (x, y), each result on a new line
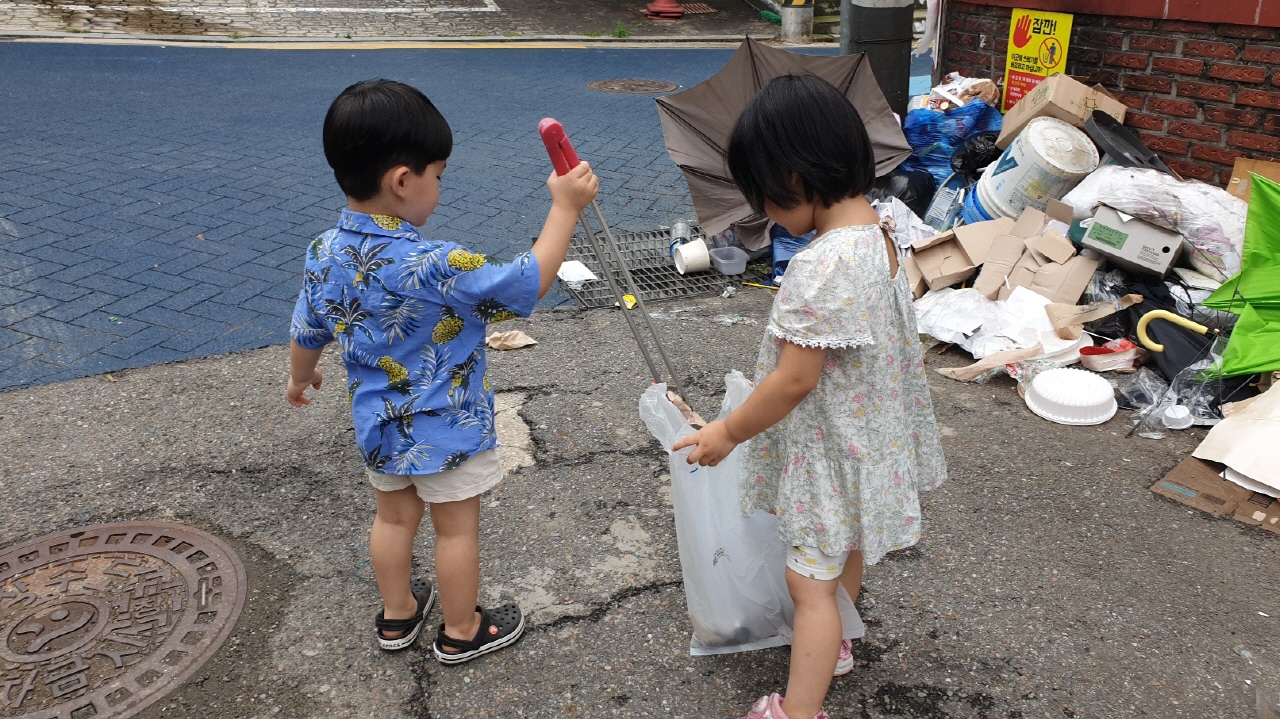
top-left (0, 29), bottom-right (823, 47)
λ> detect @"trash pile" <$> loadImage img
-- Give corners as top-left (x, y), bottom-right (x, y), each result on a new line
top-left (891, 70), bottom-right (1280, 532)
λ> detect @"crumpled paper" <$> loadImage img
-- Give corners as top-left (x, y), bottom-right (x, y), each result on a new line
top-left (486, 330), bottom-right (538, 350)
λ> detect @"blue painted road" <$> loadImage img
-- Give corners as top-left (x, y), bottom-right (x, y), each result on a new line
top-left (0, 43), bottom-right (924, 392)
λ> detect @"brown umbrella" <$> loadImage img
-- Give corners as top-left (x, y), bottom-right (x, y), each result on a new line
top-left (656, 38), bottom-right (912, 250)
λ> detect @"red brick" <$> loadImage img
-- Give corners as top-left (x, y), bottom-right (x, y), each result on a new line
top-left (1151, 57), bottom-right (1205, 76)
top-left (1073, 49), bottom-right (1103, 65)
top-left (1160, 20), bottom-right (1214, 34)
top-left (1243, 45), bottom-right (1280, 64)
top-left (994, 37), bottom-right (1008, 53)
top-left (1110, 17), bottom-right (1156, 30)
top-left (946, 47), bottom-right (992, 67)
top-left (1073, 68), bottom-right (1120, 88)
top-left (1168, 122), bottom-right (1223, 142)
top-left (1238, 89), bottom-right (1280, 110)
top-left (1105, 52), bottom-right (1149, 69)
top-left (1079, 30), bottom-right (1124, 48)
top-left (1124, 112), bottom-right (1166, 131)
top-left (1181, 40), bottom-right (1240, 59)
top-left (1165, 158), bottom-right (1216, 182)
top-left (1148, 97), bottom-right (1199, 118)
top-left (1218, 26), bottom-right (1278, 41)
top-left (1139, 133), bottom-right (1190, 155)
top-left (1203, 106), bottom-right (1262, 127)
top-left (1123, 74), bottom-right (1173, 93)
top-left (949, 31), bottom-right (979, 48)
top-left (949, 1), bottom-right (983, 12)
top-left (1129, 35), bottom-right (1177, 53)
top-left (1269, 115), bottom-right (1280, 134)
top-left (1111, 91), bottom-right (1147, 110)
top-left (1192, 145), bottom-right (1245, 165)
top-left (1274, 70), bottom-right (1280, 86)
top-left (1177, 82), bottom-right (1233, 102)
top-left (1209, 63), bottom-right (1268, 84)
top-left (1228, 130), bottom-right (1280, 153)
top-left (962, 15), bottom-right (997, 34)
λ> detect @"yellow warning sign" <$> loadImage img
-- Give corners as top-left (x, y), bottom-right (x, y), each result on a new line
top-left (1002, 8), bottom-right (1074, 112)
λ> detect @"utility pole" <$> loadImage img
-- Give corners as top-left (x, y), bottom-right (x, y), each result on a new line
top-left (839, 0), bottom-right (914, 118)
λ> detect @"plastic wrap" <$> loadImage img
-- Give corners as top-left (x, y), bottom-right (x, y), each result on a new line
top-left (638, 374), bottom-right (864, 655)
top-left (1061, 166), bottom-right (1246, 282)
top-left (899, 100), bottom-right (1004, 187)
top-left (950, 132), bottom-right (1002, 184)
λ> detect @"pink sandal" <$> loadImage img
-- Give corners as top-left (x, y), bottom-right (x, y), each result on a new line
top-left (739, 693), bottom-right (831, 719)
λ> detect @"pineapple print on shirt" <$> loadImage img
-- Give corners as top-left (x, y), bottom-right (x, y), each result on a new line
top-left (291, 210), bottom-right (541, 477)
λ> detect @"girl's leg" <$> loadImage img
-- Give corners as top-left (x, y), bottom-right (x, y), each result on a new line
top-left (371, 486), bottom-right (427, 634)
top-left (429, 495), bottom-right (483, 646)
top-left (781, 568), bottom-right (842, 719)
top-left (838, 549), bottom-right (865, 605)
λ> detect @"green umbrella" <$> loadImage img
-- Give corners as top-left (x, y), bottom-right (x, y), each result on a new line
top-left (1204, 174), bottom-right (1280, 377)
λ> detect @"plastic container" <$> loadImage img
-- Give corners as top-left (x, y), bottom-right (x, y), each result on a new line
top-left (1024, 367), bottom-right (1118, 426)
top-left (976, 164), bottom-right (1015, 219)
top-left (980, 116), bottom-right (1099, 216)
top-left (957, 183), bottom-right (994, 225)
top-left (1161, 405), bottom-right (1194, 430)
top-left (709, 246), bottom-right (749, 275)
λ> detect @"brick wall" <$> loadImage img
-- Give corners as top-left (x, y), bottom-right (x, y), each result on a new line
top-left (941, 1), bottom-right (1280, 186)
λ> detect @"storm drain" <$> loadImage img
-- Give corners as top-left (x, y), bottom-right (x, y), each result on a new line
top-left (587, 79), bottom-right (680, 94)
top-left (0, 522), bottom-right (246, 718)
top-left (562, 225), bottom-right (768, 308)
top-left (682, 2), bottom-right (718, 12)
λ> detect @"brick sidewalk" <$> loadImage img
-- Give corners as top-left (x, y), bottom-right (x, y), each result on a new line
top-left (0, 0), bottom-right (775, 38)
top-left (0, 43), bottom-right (783, 390)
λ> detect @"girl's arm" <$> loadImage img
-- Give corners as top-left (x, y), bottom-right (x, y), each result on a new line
top-left (672, 341), bottom-right (827, 466)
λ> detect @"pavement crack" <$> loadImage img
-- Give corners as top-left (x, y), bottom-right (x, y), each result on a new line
top-left (534, 578), bottom-right (682, 631)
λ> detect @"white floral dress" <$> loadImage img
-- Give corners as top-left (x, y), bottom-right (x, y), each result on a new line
top-left (741, 224), bottom-right (948, 565)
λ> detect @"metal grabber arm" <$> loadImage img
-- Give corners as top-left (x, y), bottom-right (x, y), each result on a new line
top-left (538, 118), bottom-right (686, 400)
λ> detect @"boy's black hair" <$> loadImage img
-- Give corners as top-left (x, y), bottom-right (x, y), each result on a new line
top-left (726, 73), bottom-right (875, 213)
top-left (323, 79), bottom-right (453, 201)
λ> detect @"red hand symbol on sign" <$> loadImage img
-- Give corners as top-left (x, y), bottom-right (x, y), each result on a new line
top-left (1013, 14), bottom-right (1033, 48)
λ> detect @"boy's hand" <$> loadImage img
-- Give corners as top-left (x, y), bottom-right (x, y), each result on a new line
top-left (547, 162), bottom-right (599, 214)
top-left (287, 368), bottom-right (323, 408)
top-left (671, 420), bottom-right (740, 467)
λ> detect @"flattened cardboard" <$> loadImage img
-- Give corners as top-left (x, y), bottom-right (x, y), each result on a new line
top-left (951, 217), bottom-right (1015, 267)
top-left (1233, 493), bottom-right (1280, 534)
top-left (1151, 456), bottom-right (1252, 518)
top-left (911, 231), bottom-right (977, 292)
top-left (997, 74), bottom-right (1128, 149)
top-left (973, 234), bottom-right (1027, 299)
top-left (1193, 387), bottom-right (1280, 488)
top-left (1025, 254), bottom-right (1098, 306)
top-left (1227, 158), bottom-right (1280, 203)
top-left (1083, 205), bottom-right (1184, 277)
top-left (1010, 207), bottom-right (1048, 238)
top-left (998, 248), bottom-right (1046, 301)
top-left (902, 253), bottom-right (927, 299)
top-left (1026, 229), bottom-right (1076, 265)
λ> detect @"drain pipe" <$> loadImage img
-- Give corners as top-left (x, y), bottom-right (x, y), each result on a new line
top-left (839, 0), bottom-right (915, 118)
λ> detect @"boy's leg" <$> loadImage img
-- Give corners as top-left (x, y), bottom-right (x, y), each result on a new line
top-left (371, 486), bottom-right (426, 634)
top-left (782, 568), bottom-right (842, 718)
top-left (429, 495), bottom-right (483, 646)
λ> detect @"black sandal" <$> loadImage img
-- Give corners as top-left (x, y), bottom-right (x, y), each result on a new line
top-left (432, 603), bottom-right (524, 665)
top-left (375, 578), bottom-right (436, 651)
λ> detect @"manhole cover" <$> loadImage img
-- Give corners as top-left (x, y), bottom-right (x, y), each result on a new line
top-left (0, 522), bottom-right (246, 718)
top-left (587, 78), bottom-right (680, 94)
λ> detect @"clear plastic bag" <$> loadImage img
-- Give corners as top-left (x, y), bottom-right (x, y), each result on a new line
top-left (639, 373), bottom-right (865, 655)
top-left (1112, 339), bottom-right (1228, 439)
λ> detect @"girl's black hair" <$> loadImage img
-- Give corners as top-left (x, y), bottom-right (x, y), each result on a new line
top-left (323, 79), bottom-right (453, 201)
top-left (726, 73), bottom-right (875, 213)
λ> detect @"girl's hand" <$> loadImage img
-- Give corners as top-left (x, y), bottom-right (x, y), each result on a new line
top-left (547, 162), bottom-right (599, 214)
top-left (287, 368), bottom-right (323, 408)
top-left (671, 420), bottom-right (740, 467)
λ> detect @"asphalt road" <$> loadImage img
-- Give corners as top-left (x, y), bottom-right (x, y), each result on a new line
top-left (3, 289), bottom-right (1278, 718)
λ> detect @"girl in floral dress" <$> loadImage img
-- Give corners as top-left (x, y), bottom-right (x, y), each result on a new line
top-left (672, 74), bottom-right (948, 719)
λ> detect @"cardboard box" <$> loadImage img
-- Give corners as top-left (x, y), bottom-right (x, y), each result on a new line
top-left (973, 234), bottom-right (1026, 299)
top-left (1227, 158), bottom-right (1280, 203)
top-left (996, 74), bottom-right (1127, 149)
top-left (1151, 456), bottom-right (1253, 518)
top-left (971, 204), bottom-right (1094, 305)
top-left (902, 253), bottom-right (927, 299)
top-left (1083, 205), bottom-right (1184, 277)
top-left (1020, 254), bottom-right (1099, 305)
top-left (910, 231), bottom-right (977, 292)
top-left (951, 217), bottom-right (1015, 267)
top-left (1234, 493), bottom-right (1280, 534)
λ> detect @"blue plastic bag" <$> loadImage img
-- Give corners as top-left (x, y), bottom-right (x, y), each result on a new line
top-left (770, 224), bottom-right (815, 281)
top-left (899, 99), bottom-right (1003, 186)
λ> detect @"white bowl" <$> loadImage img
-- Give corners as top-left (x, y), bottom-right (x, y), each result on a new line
top-left (1024, 367), bottom-right (1118, 426)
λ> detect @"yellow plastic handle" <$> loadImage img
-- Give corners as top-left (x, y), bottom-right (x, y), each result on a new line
top-left (1137, 310), bottom-right (1210, 353)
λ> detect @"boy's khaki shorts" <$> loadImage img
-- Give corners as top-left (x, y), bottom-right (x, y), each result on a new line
top-left (366, 449), bottom-right (502, 504)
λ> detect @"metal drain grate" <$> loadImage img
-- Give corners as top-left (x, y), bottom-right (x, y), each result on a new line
top-left (562, 225), bottom-right (769, 308)
top-left (587, 78), bottom-right (680, 94)
top-left (682, 2), bottom-right (718, 12)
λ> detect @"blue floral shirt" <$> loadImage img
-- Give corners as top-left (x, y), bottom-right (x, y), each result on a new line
top-left (291, 210), bottom-right (540, 475)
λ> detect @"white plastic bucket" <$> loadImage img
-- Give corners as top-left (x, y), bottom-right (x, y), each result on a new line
top-left (976, 164), bottom-right (1015, 219)
top-left (979, 116), bottom-right (1099, 215)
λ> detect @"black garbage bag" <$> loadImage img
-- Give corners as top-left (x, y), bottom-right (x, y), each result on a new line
top-left (867, 167), bottom-right (936, 219)
top-left (950, 132), bottom-right (1002, 184)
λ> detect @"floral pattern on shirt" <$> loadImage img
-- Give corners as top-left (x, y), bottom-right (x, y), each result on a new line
top-left (291, 210), bottom-right (539, 476)
top-left (740, 225), bottom-right (948, 565)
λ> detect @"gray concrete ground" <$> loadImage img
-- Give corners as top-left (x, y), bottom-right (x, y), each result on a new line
top-left (3, 289), bottom-right (1278, 718)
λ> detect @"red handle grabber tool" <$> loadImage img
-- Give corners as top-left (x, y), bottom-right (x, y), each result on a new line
top-left (539, 118), bottom-right (686, 401)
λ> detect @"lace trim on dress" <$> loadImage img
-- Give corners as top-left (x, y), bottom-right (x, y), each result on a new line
top-left (766, 325), bottom-right (876, 350)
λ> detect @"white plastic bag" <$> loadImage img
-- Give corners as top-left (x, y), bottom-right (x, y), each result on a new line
top-left (639, 372), bottom-right (865, 656)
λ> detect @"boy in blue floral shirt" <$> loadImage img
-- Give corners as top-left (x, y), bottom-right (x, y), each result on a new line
top-left (287, 79), bottom-right (597, 662)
